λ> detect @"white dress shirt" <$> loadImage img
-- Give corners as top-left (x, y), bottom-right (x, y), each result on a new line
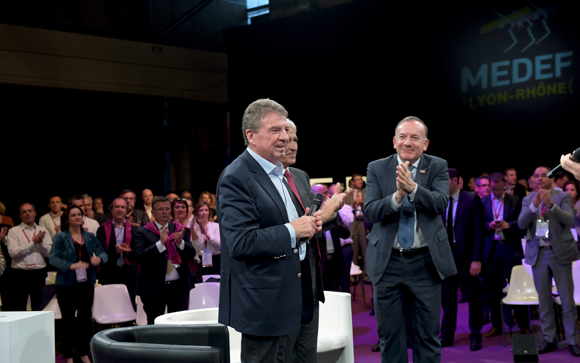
top-left (6, 223), bottom-right (52, 269)
top-left (39, 212), bottom-right (61, 240)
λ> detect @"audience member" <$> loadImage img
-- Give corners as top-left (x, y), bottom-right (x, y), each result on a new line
top-left (181, 190), bottom-right (193, 200)
top-left (82, 194), bottom-right (108, 225)
top-left (165, 193), bottom-right (179, 202)
top-left (70, 195), bottom-right (100, 235)
top-left (504, 168), bottom-right (527, 200)
top-left (328, 183), bottom-right (354, 293)
top-left (96, 198), bottom-right (137, 306)
top-left (346, 173), bottom-right (368, 281)
top-left (554, 173), bottom-right (571, 191)
top-left (0, 201), bottom-right (15, 227)
top-left (481, 172), bottom-right (530, 338)
top-left (563, 180), bottom-right (580, 247)
top-left (198, 191), bottom-right (217, 222)
top-left (93, 197), bottom-right (105, 215)
top-left (133, 196), bottom-right (196, 325)
top-left (192, 201), bottom-right (221, 275)
top-left (518, 166), bottom-right (580, 356)
top-left (172, 198), bottom-right (202, 254)
top-left (528, 175), bottom-right (538, 192)
top-left (440, 168), bottom-right (485, 351)
top-left (517, 179), bottom-right (530, 195)
top-left (4, 203), bottom-right (52, 311)
top-left (49, 205), bottom-right (107, 363)
top-left (141, 189), bottom-right (154, 222)
top-left (467, 177), bottom-right (476, 192)
top-left (39, 196), bottom-right (63, 240)
top-left (474, 176), bottom-right (491, 199)
top-left (121, 189), bottom-right (150, 227)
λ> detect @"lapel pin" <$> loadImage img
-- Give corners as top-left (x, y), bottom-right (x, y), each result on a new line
top-left (420, 170), bottom-right (426, 173)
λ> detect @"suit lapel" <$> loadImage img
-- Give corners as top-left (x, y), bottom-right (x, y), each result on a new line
top-left (414, 155), bottom-right (429, 186)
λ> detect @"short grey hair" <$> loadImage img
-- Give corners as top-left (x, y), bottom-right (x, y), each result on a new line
top-left (287, 119), bottom-right (297, 131)
top-left (241, 99), bottom-right (288, 146)
top-left (81, 194), bottom-right (92, 203)
top-left (395, 116), bottom-right (429, 140)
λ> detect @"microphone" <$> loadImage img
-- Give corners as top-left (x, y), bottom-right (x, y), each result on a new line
top-left (308, 193), bottom-right (324, 216)
top-left (547, 147), bottom-right (580, 178)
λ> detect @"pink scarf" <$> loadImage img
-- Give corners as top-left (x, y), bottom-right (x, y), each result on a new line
top-left (144, 221), bottom-right (185, 264)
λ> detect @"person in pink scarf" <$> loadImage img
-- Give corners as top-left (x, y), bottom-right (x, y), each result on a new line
top-left (133, 196), bottom-right (196, 324)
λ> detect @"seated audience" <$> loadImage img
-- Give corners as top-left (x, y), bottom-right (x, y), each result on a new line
top-left (49, 205), bottom-right (107, 363)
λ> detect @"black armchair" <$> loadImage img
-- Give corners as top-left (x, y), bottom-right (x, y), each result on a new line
top-left (91, 324), bottom-right (230, 363)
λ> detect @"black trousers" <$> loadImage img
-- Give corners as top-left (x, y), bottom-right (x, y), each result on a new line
top-left (56, 281), bottom-right (94, 358)
top-left (440, 260), bottom-right (483, 343)
top-left (140, 277), bottom-right (189, 325)
top-left (4, 268), bottom-right (47, 311)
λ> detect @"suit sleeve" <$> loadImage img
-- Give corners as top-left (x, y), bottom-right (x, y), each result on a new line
top-left (364, 162), bottom-right (399, 223)
top-left (96, 226), bottom-right (107, 250)
top-left (518, 194), bottom-right (537, 230)
top-left (218, 172), bottom-right (292, 260)
top-left (506, 196), bottom-right (522, 232)
top-left (133, 229), bottom-right (165, 264)
top-left (551, 193), bottom-right (575, 227)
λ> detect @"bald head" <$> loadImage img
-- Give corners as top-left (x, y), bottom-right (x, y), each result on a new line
top-left (311, 184), bottom-right (329, 203)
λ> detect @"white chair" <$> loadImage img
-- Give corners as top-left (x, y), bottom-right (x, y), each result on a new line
top-left (93, 284), bottom-right (137, 325)
top-left (318, 291), bottom-right (354, 363)
top-left (501, 265), bottom-right (539, 346)
top-left (43, 295), bottom-right (62, 319)
top-left (202, 274), bottom-right (220, 283)
top-left (188, 282), bottom-right (220, 310)
top-left (155, 308), bottom-right (242, 363)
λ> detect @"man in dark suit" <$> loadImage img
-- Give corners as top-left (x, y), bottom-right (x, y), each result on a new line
top-left (481, 172), bottom-right (530, 338)
top-left (217, 99), bottom-right (326, 362)
top-left (277, 121), bottom-right (350, 362)
top-left (440, 168), bottom-right (485, 351)
top-left (519, 166), bottom-right (580, 356)
top-left (121, 189), bottom-right (150, 228)
top-left (504, 168), bottom-right (527, 200)
top-left (364, 116), bottom-right (456, 363)
top-left (133, 196), bottom-right (196, 325)
top-left (96, 197), bottom-right (137, 307)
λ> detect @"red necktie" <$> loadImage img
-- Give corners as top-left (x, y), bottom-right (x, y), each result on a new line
top-left (284, 170), bottom-right (306, 211)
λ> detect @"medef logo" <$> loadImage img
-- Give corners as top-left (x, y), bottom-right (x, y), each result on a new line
top-left (461, 4), bottom-right (572, 109)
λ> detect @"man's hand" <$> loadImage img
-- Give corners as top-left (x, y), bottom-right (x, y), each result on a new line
top-left (561, 153), bottom-right (580, 180)
top-left (85, 210), bottom-right (95, 219)
top-left (395, 179), bottom-right (406, 205)
top-left (533, 191), bottom-right (542, 208)
top-left (33, 231), bottom-right (46, 244)
top-left (470, 261), bottom-right (482, 276)
top-left (538, 188), bottom-right (553, 207)
top-left (290, 208), bottom-right (321, 240)
top-left (396, 161), bottom-right (416, 194)
top-left (320, 182), bottom-right (351, 223)
top-left (0, 226), bottom-right (7, 240)
top-left (173, 230), bottom-right (184, 244)
top-left (160, 226), bottom-right (169, 245)
top-left (115, 243), bottom-right (132, 253)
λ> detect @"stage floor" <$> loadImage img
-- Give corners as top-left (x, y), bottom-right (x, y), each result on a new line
top-left (351, 282), bottom-right (578, 362)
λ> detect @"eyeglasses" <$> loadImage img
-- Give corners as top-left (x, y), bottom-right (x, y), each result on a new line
top-left (477, 184), bottom-right (490, 188)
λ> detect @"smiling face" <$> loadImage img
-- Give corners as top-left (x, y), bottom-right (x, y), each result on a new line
top-left (173, 200), bottom-right (188, 221)
top-left (67, 207), bottom-right (84, 228)
top-left (246, 112), bottom-right (289, 164)
top-left (565, 183), bottom-right (578, 201)
top-left (111, 198), bottom-right (127, 222)
top-left (196, 204), bottom-right (210, 223)
top-left (393, 120), bottom-right (429, 164)
top-left (152, 201), bottom-right (172, 225)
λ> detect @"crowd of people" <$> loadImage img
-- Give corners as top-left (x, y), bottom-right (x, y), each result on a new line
top-left (0, 189), bottom-right (221, 363)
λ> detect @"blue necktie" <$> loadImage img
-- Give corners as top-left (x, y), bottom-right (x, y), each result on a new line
top-left (398, 165), bottom-right (415, 250)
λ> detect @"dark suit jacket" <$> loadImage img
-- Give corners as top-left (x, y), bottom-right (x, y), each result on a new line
top-left (217, 150), bottom-right (302, 336)
top-left (441, 191), bottom-right (484, 268)
top-left (317, 213), bottom-right (350, 277)
top-left (481, 193), bottom-right (523, 264)
top-left (129, 209), bottom-right (150, 227)
top-left (133, 222), bottom-right (196, 296)
top-left (364, 153), bottom-right (456, 282)
top-left (96, 219), bottom-right (137, 283)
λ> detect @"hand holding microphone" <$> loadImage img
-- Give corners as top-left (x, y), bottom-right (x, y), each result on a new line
top-left (548, 147), bottom-right (580, 178)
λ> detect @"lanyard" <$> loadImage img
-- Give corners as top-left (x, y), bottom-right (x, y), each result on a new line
top-left (491, 195), bottom-right (504, 220)
top-left (114, 224), bottom-right (125, 240)
top-left (540, 203), bottom-right (548, 219)
top-left (22, 226), bottom-right (37, 243)
top-left (50, 213), bottom-right (60, 229)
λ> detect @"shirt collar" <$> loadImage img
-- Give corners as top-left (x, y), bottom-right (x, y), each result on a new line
top-left (493, 192), bottom-right (505, 202)
top-left (451, 188), bottom-right (461, 200)
top-left (247, 147), bottom-right (285, 178)
top-left (50, 211), bottom-right (61, 218)
top-left (113, 219), bottom-right (126, 229)
top-left (154, 220), bottom-right (168, 230)
top-left (21, 222), bottom-right (37, 230)
top-left (396, 155), bottom-right (421, 171)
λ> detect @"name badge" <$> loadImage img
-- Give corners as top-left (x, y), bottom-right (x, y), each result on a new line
top-left (202, 249), bottom-right (213, 267)
top-left (75, 267), bottom-right (87, 282)
top-left (536, 220), bottom-right (549, 239)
